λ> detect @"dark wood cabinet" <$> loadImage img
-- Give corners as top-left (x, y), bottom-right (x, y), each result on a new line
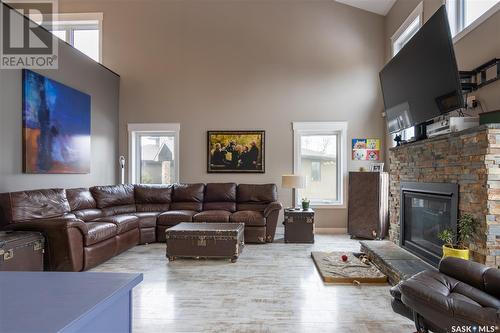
top-left (348, 172), bottom-right (389, 240)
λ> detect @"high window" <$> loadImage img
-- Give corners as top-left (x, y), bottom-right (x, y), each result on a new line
top-left (391, 2), bottom-right (423, 56)
top-left (389, 2), bottom-right (423, 143)
top-left (128, 124), bottom-right (180, 184)
top-left (46, 13), bottom-right (103, 62)
top-left (447, 0), bottom-right (500, 39)
top-left (293, 122), bottom-right (347, 207)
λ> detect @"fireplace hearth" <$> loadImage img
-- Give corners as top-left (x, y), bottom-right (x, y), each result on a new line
top-left (400, 182), bottom-right (458, 266)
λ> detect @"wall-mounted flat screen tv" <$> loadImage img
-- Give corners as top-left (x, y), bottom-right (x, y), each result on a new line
top-left (380, 6), bottom-right (464, 134)
top-left (22, 69), bottom-right (91, 174)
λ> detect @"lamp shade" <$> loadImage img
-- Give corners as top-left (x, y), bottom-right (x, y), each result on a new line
top-left (282, 175), bottom-right (305, 189)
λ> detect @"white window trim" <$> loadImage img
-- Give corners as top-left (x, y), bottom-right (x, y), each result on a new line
top-left (391, 1), bottom-right (424, 57)
top-left (127, 123), bottom-right (180, 184)
top-left (292, 122), bottom-right (348, 209)
top-left (45, 12), bottom-right (103, 62)
top-left (450, 1), bottom-right (500, 43)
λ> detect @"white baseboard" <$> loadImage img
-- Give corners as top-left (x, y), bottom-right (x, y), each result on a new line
top-left (315, 228), bottom-right (348, 234)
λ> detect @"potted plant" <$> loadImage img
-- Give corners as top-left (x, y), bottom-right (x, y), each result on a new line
top-left (437, 213), bottom-right (478, 260)
top-left (301, 198), bottom-right (310, 210)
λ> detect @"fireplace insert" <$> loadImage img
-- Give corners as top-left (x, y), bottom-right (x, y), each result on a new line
top-left (400, 182), bottom-right (458, 266)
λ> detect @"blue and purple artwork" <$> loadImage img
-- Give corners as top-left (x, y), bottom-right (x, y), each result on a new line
top-left (22, 69), bottom-right (91, 174)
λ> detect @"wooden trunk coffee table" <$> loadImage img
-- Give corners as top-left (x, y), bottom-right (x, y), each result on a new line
top-left (165, 223), bottom-right (245, 263)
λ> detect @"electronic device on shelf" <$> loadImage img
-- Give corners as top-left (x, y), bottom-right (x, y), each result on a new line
top-left (426, 116), bottom-right (479, 138)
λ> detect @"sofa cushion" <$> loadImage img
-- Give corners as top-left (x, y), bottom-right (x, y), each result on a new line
top-left (84, 222), bottom-right (117, 246)
top-left (73, 209), bottom-right (103, 222)
top-left (203, 202), bottom-right (236, 212)
top-left (135, 212), bottom-right (160, 228)
top-left (90, 185), bottom-right (135, 209)
top-left (230, 211), bottom-right (266, 226)
top-left (236, 184), bottom-right (277, 212)
top-left (193, 210), bottom-right (231, 222)
top-left (237, 184), bottom-right (277, 203)
top-left (135, 184), bottom-right (172, 212)
top-left (157, 210), bottom-right (197, 226)
top-left (0, 189), bottom-right (71, 224)
top-left (102, 205), bottom-right (136, 217)
top-left (203, 183), bottom-right (237, 212)
top-left (93, 214), bottom-right (139, 234)
top-left (170, 184), bottom-right (204, 211)
top-left (205, 183), bottom-right (237, 202)
top-left (66, 188), bottom-right (96, 211)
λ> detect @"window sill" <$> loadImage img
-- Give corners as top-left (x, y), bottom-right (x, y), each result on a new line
top-left (452, 2), bottom-right (500, 44)
top-left (310, 204), bottom-right (346, 210)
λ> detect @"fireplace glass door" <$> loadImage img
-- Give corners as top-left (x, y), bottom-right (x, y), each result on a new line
top-left (403, 192), bottom-right (453, 264)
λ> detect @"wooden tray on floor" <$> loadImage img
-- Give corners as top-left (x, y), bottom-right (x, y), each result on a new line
top-left (311, 251), bottom-right (387, 284)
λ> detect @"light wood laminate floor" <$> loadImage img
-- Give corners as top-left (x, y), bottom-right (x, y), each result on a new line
top-left (91, 229), bottom-right (415, 333)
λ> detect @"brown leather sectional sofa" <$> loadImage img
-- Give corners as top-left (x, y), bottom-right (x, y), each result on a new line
top-left (0, 183), bottom-right (282, 272)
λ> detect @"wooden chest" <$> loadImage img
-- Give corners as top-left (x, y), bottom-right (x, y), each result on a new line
top-left (283, 209), bottom-right (315, 243)
top-left (0, 231), bottom-right (44, 271)
top-left (165, 223), bottom-right (244, 263)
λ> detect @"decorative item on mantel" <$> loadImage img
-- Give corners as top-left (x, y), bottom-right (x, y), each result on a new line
top-left (281, 175), bottom-right (305, 210)
top-left (437, 213), bottom-right (479, 260)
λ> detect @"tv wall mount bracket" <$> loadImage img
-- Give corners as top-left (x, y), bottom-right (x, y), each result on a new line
top-left (460, 58), bottom-right (499, 92)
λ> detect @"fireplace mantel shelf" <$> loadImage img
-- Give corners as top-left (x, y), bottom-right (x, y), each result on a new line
top-left (390, 124), bottom-right (500, 151)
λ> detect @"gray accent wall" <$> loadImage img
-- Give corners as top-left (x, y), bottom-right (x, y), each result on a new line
top-left (0, 4), bottom-right (120, 192)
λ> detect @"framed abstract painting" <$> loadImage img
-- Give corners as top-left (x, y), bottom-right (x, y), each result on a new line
top-left (207, 130), bottom-right (265, 173)
top-left (22, 69), bottom-right (91, 174)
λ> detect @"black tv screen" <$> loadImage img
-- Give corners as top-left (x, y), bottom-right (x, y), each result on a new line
top-left (380, 6), bottom-right (464, 134)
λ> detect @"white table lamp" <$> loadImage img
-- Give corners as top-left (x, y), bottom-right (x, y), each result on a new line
top-left (282, 175), bottom-right (305, 209)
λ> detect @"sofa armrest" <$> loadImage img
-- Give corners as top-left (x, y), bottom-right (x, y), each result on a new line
top-left (264, 201), bottom-right (282, 217)
top-left (263, 201), bottom-right (282, 242)
top-left (439, 257), bottom-right (490, 292)
top-left (6, 218), bottom-right (87, 271)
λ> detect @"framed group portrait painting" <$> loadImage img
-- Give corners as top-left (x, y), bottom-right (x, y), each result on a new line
top-left (207, 130), bottom-right (265, 173)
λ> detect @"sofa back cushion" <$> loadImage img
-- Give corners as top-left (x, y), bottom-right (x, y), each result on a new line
top-left (0, 189), bottom-right (71, 224)
top-left (66, 188), bottom-right (96, 211)
top-left (135, 184), bottom-right (172, 212)
top-left (236, 184), bottom-right (277, 212)
top-left (171, 184), bottom-right (205, 211)
top-left (203, 183), bottom-right (236, 212)
top-left (90, 184), bottom-right (136, 216)
top-left (66, 188), bottom-right (103, 221)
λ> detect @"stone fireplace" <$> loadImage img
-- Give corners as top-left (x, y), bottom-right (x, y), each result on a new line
top-left (389, 124), bottom-right (500, 268)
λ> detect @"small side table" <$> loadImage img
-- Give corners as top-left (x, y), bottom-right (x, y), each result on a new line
top-left (283, 208), bottom-right (315, 243)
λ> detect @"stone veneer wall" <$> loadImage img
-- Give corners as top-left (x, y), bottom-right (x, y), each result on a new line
top-left (389, 125), bottom-right (500, 268)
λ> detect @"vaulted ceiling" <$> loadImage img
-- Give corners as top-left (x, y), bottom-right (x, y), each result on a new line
top-left (335, 0), bottom-right (397, 16)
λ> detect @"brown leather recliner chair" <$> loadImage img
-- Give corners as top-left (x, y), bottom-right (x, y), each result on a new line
top-left (391, 257), bottom-right (500, 333)
top-left (0, 183), bottom-right (282, 272)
